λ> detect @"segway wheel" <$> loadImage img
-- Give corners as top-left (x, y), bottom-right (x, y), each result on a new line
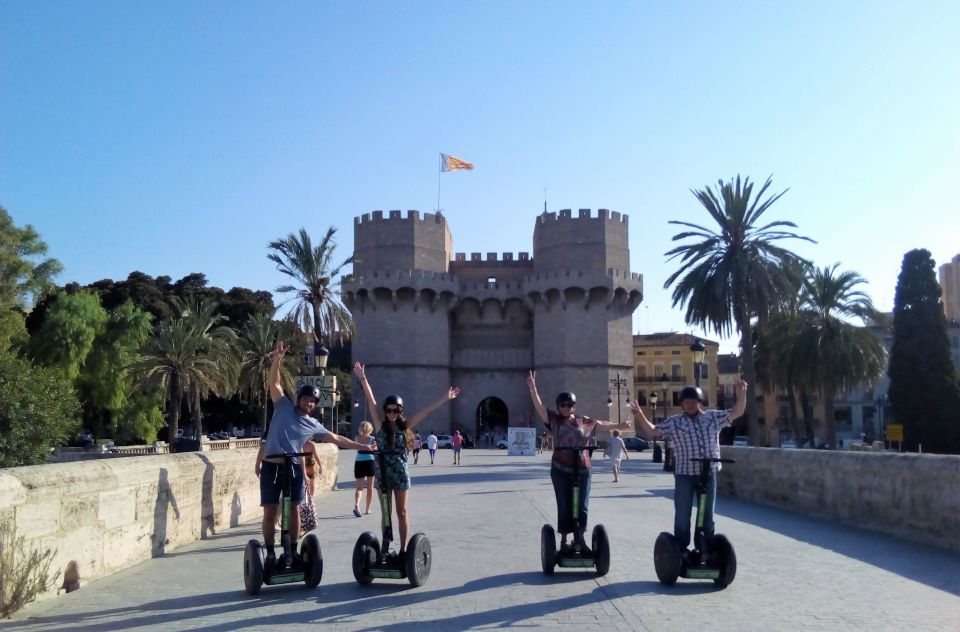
top-left (352, 532), bottom-right (380, 585)
top-left (405, 533), bottom-right (432, 587)
top-left (243, 539), bottom-right (264, 595)
top-left (592, 524), bottom-right (610, 577)
top-left (300, 534), bottom-right (323, 588)
top-left (711, 534), bottom-right (737, 588)
top-left (540, 524), bottom-right (557, 575)
top-left (654, 532), bottom-right (682, 586)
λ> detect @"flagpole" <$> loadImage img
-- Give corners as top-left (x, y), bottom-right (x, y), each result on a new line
top-left (437, 153), bottom-right (442, 213)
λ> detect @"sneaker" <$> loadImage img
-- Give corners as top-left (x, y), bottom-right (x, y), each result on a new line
top-left (353, 508), bottom-right (362, 518)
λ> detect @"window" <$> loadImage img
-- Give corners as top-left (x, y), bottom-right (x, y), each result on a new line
top-left (699, 364), bottom-right (708, 379)
top-left (654, 364), bottom-right (664, 379)
top-left (671, 364), bottom-right (682, 380)
top-left (487, 276), bottom-right (497, 284)
top-left (636, 392), bottom-right (647, 405)
top-left (637, 350), bottom-right (646, 356)
top-left (672, 391), bottom-right (680, 406)
top-left (653, 351), bottom-right (663, 356)
top-left (671, 350), bottom-right (681, 355)
top-left (637, 364), bottom-right (647, 378)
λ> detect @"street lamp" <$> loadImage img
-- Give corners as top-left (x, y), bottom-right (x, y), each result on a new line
top-left (690, 338), bottom-right (706, 388)
top-left (608, 373), bottom-right (628, 426)
top-left (649, 390), bottom-right (662, 463)
top-left (659, 373), bottom-right (672, 471)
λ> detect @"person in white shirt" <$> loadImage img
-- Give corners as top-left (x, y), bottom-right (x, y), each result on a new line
top-left (426, 432), bottom-right (438, 464)
top-left (605, 430), bottom-right (629, 482)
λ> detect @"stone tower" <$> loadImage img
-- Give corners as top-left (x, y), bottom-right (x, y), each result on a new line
top-left (342, 208), bottom-right (643, 437)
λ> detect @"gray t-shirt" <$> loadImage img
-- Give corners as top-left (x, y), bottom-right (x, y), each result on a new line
top-left (264, 396), bottom-right (327, 463)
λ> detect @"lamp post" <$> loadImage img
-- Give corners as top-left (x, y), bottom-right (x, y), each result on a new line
top-left (690, 338), bottom-right (706, 388)
top-left (649, 390), bottom-right (662, 463)
top-left (608, 373), bottom-right (628, 425)
top-left (314, 342), bottom-right (329, 424)
top-left (659, 373), bottom-right (672, 471)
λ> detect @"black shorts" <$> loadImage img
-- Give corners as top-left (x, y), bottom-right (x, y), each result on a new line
top-left (260, 461), bottom-right (304, 506)
top-left (354, 459), bottom-right (375, 479)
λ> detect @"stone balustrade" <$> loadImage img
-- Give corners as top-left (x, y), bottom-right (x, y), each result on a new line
top-left (718, 446), bottom-right (960, 552)
top-left (0, 444), bottom-right (340, 603)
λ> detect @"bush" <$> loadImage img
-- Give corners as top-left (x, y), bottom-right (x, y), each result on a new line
top-left (0, 520), bottom-right (61, 618)
top-left (0, 352), bottom-right (81, 468)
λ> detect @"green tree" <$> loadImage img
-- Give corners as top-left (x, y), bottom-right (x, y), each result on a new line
top-left (267, 227), bottom-right (354, 348)
top-left (0, 207), bottom-right (62, 312)
top-left (0, 353), bottom-right (81, 467)
top-left (888, 249), bottom-right (960, 453)
top-left (79, 300), bottom-right (160, 441)
top-left (664, 175), bottom-right (813, 445)
top-left (789, 264), bottom-right (886, 448)
top-left (131, 297), bottom-right (237, 442)
top-left (28, 291), bottom-right (107, 381)
top-left (236, 312), bottom-right (298, 432)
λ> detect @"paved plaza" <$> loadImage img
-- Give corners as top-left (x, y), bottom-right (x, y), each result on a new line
top-left (7, 449), bottom-right (960, 631)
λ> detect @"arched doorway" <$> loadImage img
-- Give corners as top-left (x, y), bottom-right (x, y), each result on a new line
top-left (476, 396), bottom-right (508, 447)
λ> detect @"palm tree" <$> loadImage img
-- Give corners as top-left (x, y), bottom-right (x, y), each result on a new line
top-left (786, 264), bottom-right (887, 448)
top-left (665, 175), bottom-right (814, 445)
top-left (237, 312), bottom-right (299, 432)
top-left (131, 296), bottom-right (237, 442)
top-left (267, 227), bottom-right (354, 349)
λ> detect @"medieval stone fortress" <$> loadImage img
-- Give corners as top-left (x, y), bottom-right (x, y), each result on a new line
top-left (342, 208), bottom-right (643, 437)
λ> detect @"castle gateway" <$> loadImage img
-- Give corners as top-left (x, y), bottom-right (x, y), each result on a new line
top-left (342, 208), bottom-right (643, 439)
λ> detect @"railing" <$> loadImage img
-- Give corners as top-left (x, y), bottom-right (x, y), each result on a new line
top-left (633, 375), bottom-right (687, 384)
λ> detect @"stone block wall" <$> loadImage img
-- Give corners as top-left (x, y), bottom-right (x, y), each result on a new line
top-left (718, 447), bottom-right (960, 552)
top-left (0, 444), bottom-right (340, 602)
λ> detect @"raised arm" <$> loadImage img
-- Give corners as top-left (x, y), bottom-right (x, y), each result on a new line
top-left (319, 430), bottom-right (375, 452)
top-left (353, 362), bottom-right (381, 430)
top-left (729, 376), bottom-right (748, 420)
top-left (526, 370), bottom-right (549, 424)
top-left (628, 399), bottom-right (661, 440)
top-left (406, 387), bottom-right (460, 430)
top-left (268, 341), bottom-right (288, 403)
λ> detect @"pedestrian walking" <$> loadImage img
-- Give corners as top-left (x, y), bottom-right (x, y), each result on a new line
top-left (604, 430), bottom-right (629, 482)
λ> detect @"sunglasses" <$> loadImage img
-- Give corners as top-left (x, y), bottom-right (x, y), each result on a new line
top-left (385, 407), bottom-right (402, 414)
top-left (558, 403), bottom-right (575, 409)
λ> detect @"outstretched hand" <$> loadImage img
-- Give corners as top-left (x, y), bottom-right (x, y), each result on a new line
top-left (448, 387), bottom-right (460, 400)
top-left (353, 361), bottom-right (366, 381)
top-left (627, 399), bottom-right (642, 415)
top-left (527, 370), bottom-right (537, 389)
top-left (735, 375), bottom-right (748, 391)
top-left (271, 341), bottom-right (289, 359)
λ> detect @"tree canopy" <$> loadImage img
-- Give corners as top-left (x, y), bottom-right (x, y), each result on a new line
top-left (887, 249), bottom-right (960, 453)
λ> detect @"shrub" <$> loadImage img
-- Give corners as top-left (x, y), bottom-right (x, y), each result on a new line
top-left (0, 520), bottom-right (61, 618)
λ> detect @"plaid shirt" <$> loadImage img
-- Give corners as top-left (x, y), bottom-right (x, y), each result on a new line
top-left (657, 409), bottom-right (731, 476)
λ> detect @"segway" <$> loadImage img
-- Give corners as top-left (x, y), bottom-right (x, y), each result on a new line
top-left (540, 447), bottom-right (610, 577)
top-left (244, 452), bottom-right (323, 595)
top-left (654, 457), bottom-right (736, 588)
top-left (352, 449), bottom-right (432, 587)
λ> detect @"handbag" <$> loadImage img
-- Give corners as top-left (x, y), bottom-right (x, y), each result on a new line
top-left (299, 493), bottom-right (318, 534)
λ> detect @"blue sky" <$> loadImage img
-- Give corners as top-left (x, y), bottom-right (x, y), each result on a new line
top-left (2, 1), bottom-right (958, 354)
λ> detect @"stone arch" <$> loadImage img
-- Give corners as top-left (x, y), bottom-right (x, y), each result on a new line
top-left (476, 396), bottom-right (509, 445)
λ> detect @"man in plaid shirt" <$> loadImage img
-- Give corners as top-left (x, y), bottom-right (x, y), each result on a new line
top-left (629, 378), bottom-right (747, 550)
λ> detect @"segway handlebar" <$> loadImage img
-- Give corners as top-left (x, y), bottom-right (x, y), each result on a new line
top-left (553, 446), bottom-right (597, 455)
top-left (689, 457), bottom-right (736, 464)
top-left (265, 451), bottom-right (313, 460)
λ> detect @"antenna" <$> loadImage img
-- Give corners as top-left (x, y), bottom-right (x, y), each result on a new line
top-left (543, 186), bottom-right (547, 213)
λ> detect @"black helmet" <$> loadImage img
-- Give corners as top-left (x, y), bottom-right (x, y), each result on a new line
top-left (555, 391), bottom-right (577, 407)
top-left (297, 384), bottom-right (321, 402)
top-left (382, 395), bottom-right (404, 413)
top-left (679, 386), bottom-right (703, 402)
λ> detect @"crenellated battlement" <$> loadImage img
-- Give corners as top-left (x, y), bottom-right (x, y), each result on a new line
top-left (355, 209), bottom-right (446, 225)
top-left (453, 251), bottom-right (532, 265)
top-left (536, 208), bottom-right (628, 224)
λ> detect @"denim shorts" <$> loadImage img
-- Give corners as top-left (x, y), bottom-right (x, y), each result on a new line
top-left (260, 461), bottom-right (304, 506)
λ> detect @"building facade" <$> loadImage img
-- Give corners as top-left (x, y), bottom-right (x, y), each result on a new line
top-left (631, 332), bottom-right (719, 423)
top-left (939, 253), bottom-right (960, 321)
top-left (341, 208), bottom-right (643, 438)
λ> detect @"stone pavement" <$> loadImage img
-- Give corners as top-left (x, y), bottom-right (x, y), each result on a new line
top-left (7, 449), bottom-right (960, 631)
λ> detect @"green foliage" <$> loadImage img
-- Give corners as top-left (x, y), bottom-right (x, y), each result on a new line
top-left (28, 291), bottom-right (107, 381)
top-left (888, 249), bottom-right (960, 453)
top-left (113, 390), bottom-right (167, 444)
top-left (664, 175), bottom-right (814, 444)
top-left (0, 520), bottom-right (61, 618)
top-left (0, 309), bottom-right (27, 354)
top-left (130, 296), bottom-right (238, 441)
top-left (237, 312), bottom-right (299, 431)
top-left (0, 206), bottom-right (63, 311)
top-left (267, 226), bottom-right (355, 343)
top-left (0, 352), bottom-right (81, 467)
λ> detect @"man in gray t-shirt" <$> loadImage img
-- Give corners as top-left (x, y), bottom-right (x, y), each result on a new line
top-left (256, 342), bottom-right (370, 565)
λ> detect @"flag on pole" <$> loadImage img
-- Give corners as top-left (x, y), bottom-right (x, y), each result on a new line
top-left (440, 153), bottom-right (474, 172)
